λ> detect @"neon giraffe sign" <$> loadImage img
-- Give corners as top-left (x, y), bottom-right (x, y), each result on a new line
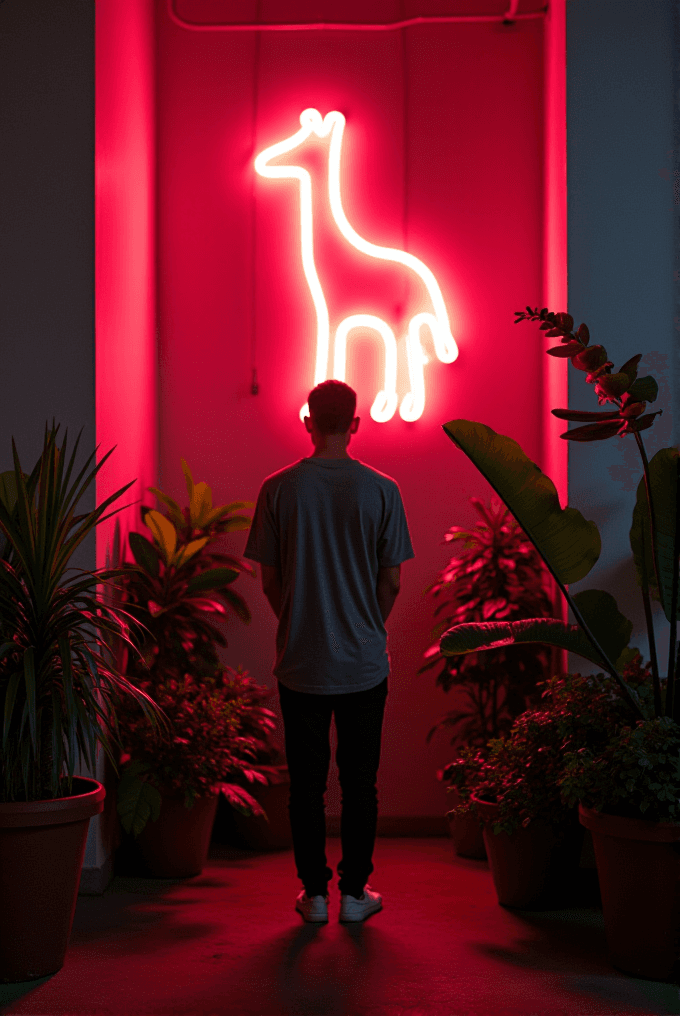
top-left (254, 108), bottom-right (458, 421)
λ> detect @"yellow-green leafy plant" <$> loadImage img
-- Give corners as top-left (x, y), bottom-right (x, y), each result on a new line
top-left (117, 460), bottom-right (255, 683)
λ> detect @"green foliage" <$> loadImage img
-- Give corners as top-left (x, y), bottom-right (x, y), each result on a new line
top-left (441, 590), bottom-right (638, 679)
top-left (439, 306), bottom-right (679, 727)
top-left (116, 462), bottom-right (256, 684)
top-left (561, 716), bottom-right (680, 823)
top-left (443, 662), bottom-right (654, 835)
top-left (630, 447), bottom-right (680, 621)
top-left (117, 761), bottom-right (162, 837)
top-left (0, 425), bottom-right (167, 803)
top-left (421, 499), bottom-right (552, 748)
top-left (442, 421), bottom-right (601, 585)
top-left (115, 666), bottom-right (280, 835)
top-left (571, 590), bottom-right (634, 670)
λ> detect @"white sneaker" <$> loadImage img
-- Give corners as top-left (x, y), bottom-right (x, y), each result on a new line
top-left (339, 885), bottom-right (382, 923)
top-left (295, 890), bottom-right (329, 923)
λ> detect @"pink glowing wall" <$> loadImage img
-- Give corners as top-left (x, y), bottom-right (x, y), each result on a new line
top-left (151, 0), bottom-right (564, 823)
top-left (95, 0), bottom-right (158, 570)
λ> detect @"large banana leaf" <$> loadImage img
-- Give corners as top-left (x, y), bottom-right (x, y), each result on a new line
top-left (441, 617), bottom-right (615, 670)
top-left (443, 421), bottom-right (601, 585)
top-left (630, 446), bottom-right (680, 621)
top-left (571, 589), bottom-right (634, 671)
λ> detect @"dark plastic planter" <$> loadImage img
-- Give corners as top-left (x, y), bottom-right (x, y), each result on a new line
top-left (0, 776), bottom-right (105, 983)
top-left (136, 789), bottom-right (219, 877)
top-left (579, 804), bottom-right (680, 981)
top-left (472, 794), bottom-right (582, 908)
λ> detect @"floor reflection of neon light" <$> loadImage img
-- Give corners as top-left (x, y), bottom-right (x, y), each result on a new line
top-left (254, 108), bottom-right (458, 422)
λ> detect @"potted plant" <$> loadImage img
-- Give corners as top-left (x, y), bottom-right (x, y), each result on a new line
top-left (420, 497), bottom-right (553, 857)
top-left (113, 462), bottom-right (285, 876)
top-left (437, 307), bottom-right (679, 978)
top-left (446, 662), bottom-right (653, 907)
top-left (113, 665), bottom-right (282, 875)
top-left (0, 425), bottom-right (165, 983)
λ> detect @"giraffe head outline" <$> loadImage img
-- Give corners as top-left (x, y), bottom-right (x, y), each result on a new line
top-left (255, 109), bottom-right (458, 422)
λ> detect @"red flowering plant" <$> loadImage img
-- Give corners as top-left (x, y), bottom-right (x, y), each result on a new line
top-left (112, 461), bottom-right (282, 836)
top-left (446, 657), bottom-right (655, 836)
top-left (437, 307), bottom-right (680, 824)
top-left (421, 497), bottom-right (553, 752)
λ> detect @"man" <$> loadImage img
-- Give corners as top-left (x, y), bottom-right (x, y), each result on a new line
top-left (244, 380), bottom-right (414, 924)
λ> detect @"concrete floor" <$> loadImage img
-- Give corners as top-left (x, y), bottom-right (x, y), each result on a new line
top-left (2, 837), bottom-right (680, 1016)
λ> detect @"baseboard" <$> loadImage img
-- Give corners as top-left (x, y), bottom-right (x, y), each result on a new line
top-left (326, 814), bottom-right (449, 837)
top-left (78, 850), bottom-right (114, 895)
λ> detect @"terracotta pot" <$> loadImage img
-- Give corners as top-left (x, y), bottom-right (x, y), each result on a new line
top-left (232, 765), bottom-right (293, 851)
top-left (0, 776), bottom-right (105, 982)
top-left (472, 794), bottom-right (582, 908)
top-left (446, 787), bottom-right (487, 860)
top-left (579, 804), bottom-right (680, 981)
top-left (136, 790), bottom-right (218, 877)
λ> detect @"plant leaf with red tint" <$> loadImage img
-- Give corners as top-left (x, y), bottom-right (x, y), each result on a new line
top-left (560, 421), bottom-right (622, 442)
top-left (547, 342), bottom-right (583, 357)
top-left (552, 408), bottom-right (621, 422)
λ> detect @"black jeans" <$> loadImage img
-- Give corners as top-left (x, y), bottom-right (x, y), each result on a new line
top-left (277, 676), bottom-right (388, 899)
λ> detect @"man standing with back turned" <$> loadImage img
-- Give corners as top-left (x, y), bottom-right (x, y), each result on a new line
top-left (244, 380), bottom-right (414, 924)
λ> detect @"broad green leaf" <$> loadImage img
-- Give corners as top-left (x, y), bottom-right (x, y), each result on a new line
top-left (147, 488), bottom-right (185, 529)
top-left (442, 421), bottom-right (601, 584)
top-left (189, 481), bottom-right (213, 527)
top-left (129, 532), bottom-right (160, 578)
top-left (117, 772), bottom-right (163, 837)
top-left (144, 510), bottom-right (177, 564)
top-left (174, 536), bottom-right (209, 568)
top-left (627, 376), bottom-right (658, 403)
top-left (630, 447), bottom-right (680, 621)
top-left (571, 590), bottom-right (633, 671)
top-left (187, 567), bottom-right (239, 593)
top-left (440, 617), bottom-right (613, 670)
top-left (219, 586), bottom-right (252, 624)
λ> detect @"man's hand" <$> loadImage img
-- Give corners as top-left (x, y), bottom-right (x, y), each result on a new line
top-left (261, 564), bottom-right (283, 619)
top-left (376, 565), bottom-right (401, 623)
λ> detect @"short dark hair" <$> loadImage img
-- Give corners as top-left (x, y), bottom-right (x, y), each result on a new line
top-left (307, 380), bottom-right (357, 434)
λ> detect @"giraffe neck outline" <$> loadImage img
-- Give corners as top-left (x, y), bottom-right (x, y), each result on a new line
top-left (254, 108), bottom-right (458, 422)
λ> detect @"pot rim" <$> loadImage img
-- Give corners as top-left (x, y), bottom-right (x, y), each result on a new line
top-left (0, 776), bottom-right (105, 828)
top-left (578, 802), bottom-right (680, 842)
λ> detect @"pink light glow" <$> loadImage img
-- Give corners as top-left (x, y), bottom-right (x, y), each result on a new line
top-left (254, 108), bottom-right (458, 422)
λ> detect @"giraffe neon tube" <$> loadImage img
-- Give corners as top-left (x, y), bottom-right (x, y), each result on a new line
top-left (254, 108), bottom-right (458, 422)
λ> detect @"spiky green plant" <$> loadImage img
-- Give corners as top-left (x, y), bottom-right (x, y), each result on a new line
top-left (0, 425), bottom-right (167, 802)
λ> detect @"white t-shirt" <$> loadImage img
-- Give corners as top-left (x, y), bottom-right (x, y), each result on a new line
top-left (244, 457), bottom-right (414, 695)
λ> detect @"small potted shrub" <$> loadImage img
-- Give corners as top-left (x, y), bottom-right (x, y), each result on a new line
top-left (560, 694), bottom-right (680, 980)
top-left (446, 663), bottom-right (652, 907)
top-left (0, 426), bottom-right (165, 982)
top-left (420, 498), bottom-right (553, 858)
top-left (113, 461), bottom-right (285, 876)
top-left (113, 666), bottom-right (281, 875)
top-left (437, 307), bottom-right (679, 978)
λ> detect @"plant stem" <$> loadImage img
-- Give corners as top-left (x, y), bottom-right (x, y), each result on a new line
top-left (669, 458), bottom-right (680, 723)
top-left (641, 570), bottom-right (663, 716)
top-left (634, 430), bottom-right (664, 608)
top-left (636, 522), bottom-right (662, 713)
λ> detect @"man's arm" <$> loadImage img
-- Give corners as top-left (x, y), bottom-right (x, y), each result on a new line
top-left (376, 565), bottom-right (401, 623)
top-left (261, 564), bottom-right (283, 620)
